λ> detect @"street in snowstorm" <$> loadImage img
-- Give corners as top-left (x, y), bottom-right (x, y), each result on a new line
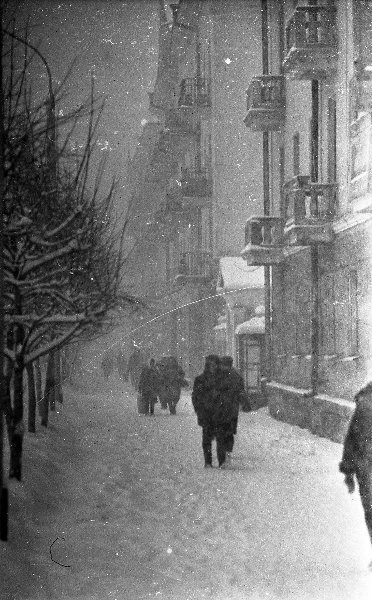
top-left (2, 373), bottom-right (372, 600)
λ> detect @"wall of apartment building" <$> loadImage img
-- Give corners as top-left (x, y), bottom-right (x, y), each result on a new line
top-left (206, 0), bottom-right (264, 256)
top-left (316, 219), bottom-right (372, 398)
top-left (271, 249), bottom-right (312, 390)
top-left (272, 219), bottom-right (372, 400)
top-left (268, 0), bottom-right (372, 403)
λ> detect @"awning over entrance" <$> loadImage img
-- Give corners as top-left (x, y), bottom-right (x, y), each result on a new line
top-left (235, 316), bottom-right (265, 335)
top-left (216, 257), bottom-right (264, 292)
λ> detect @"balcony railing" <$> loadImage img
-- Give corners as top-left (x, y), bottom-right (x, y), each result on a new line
top-left (283, 176), bottom-right (337, 245)
top-left (241, 216), bottom-right (284, 265)
top-left (244, 76), bottom-right (285, 131)
top-left (178, 77), bottom-right (211, 109)
top-left (180, 167), bottom-right (212, 200)
top-left (174, 251), bottom-right (214, 284)
top-left (283, 6), bottom-right (337, 79)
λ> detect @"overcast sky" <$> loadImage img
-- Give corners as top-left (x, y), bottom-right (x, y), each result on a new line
top-left (5, 0), bottom-right (159, 192)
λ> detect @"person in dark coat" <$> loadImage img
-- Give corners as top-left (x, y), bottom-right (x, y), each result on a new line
top-left (219, 356), bottom-right (246, 454)
top-left (339, 382), bottom-right (372, 563)
top-left (138, 358), bottom-right (160, 415)
top-left (192, 355), bottom-right (220, 468)
top-left (157, 356), bottom-right (188, 415)
top-left (127, 347), bottom-right (146, 392)
top-left (214, 356), bottom-right (245, 468)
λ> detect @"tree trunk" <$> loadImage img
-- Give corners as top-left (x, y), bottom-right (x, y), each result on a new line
top-left (9, 359), bottom-right (24, 480)
top-left (40, 352), bottom-right (54, 426)
top-left (54, 348), bottom-right (63, 404)
top-left (35, 357), bottom-right (42, 407)
top-left (27, 363), bottom-right (36, 433)
top-left (49, 351), bottom-right (56, 412)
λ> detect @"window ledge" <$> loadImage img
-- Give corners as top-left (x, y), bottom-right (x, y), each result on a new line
top-left (322, 354), bottom-right (339, 361)
top-left (340, 355), bottom-right (360, 362)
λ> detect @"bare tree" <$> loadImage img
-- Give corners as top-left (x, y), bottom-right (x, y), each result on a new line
top-left (2, 27), bottom-right (135, 479)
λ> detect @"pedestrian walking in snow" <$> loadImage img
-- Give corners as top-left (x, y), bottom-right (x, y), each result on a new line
top-left (101, 352), bottom-right (114, 381)
top-left (339, 382), bottom-right (372, 566)
top-left (157, 356), bottom-right (188, 415)
top-left (127, 346), bottom-right (146, 392)
top-left (220, 356), bottom-right (248, 453)
top-left (213, 355), bottom-right (245, 469)
top-left (192, 354), bottom-right (220, 468)
top-left (138, 358), bottom-right (160, 415)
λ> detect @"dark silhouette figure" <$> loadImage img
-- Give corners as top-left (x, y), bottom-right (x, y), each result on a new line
top-left (339, 382), bottom-right (372, 566)
top-left (157, 356), bottom-right (188, 415)
top-left (127, 347), bottom-right (146, 392)
top-left (138, 358), bottom-right (160, 415)
top-left (192, 355), bottom-right (220, 468)
top-left (213, 356), bottom-right (245, 468)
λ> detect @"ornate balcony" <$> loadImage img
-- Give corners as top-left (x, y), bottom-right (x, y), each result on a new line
top-left (174, 251), bottom-right (214, 285)
top-left (244, 76), bottom-right (285, 131)
top-left (283, 176), bottom-right (337, 245)
top-left (283, 6), bottom-right (337, 79)
top-left (180, 167), bottom-right (212, 206)
top-left (241, 216), bottom-right (284, 265)
top-left (178, 77), bottom-right (211, 110)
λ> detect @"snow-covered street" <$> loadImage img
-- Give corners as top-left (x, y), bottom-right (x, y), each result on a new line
top-left (2, 377), bottom-right (372, 600)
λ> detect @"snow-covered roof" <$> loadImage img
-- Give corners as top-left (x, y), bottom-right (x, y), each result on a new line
top-left (213, 321), bottom-right (227, 331)
top-left (216, 257), bottom-right (264, 291)
top-left (235, 316), bottom-right (265, 335)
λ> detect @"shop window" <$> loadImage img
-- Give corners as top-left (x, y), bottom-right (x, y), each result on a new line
top-left (321, 268), bottom-right (359, 357)
top-left (239, 336), bottom-right (262, 391)
top-left (295, 282), bottom-right (311, 355)
top-left (320, 272), bottom-right (336, 355)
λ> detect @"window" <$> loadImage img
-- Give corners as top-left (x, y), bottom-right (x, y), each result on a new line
top-left (320, 268), bottom-right (359, 357)
top-left (239, 336), bottom-right (262, 391)
top-left (295, 282), bottom-right (311, 355)
top-left (293, 132), bottom-right (300, 176)
top-left (347, 269), bottom-right (358, 355)
top-left (320, 272), bottom-right (336, 355)
top-left (327, 98), bottom-right (337, 182)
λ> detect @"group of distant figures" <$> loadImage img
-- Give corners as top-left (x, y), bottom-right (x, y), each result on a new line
top-left (100, 347), bottom-right (188, 416)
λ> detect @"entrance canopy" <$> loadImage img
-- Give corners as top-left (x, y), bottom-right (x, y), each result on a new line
top-left (216, 257), bottom-right (264, 292)
top-left (235, 316), bottom-right (265, 335)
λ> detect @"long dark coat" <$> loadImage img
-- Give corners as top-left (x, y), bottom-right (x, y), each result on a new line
top-left (138, 365), bottom-right (160, 400)
top-left (192, 371), bottom-right (219, 428)
top-left (339, 390), bottom-right (372, 476)
top-left (127, 349), bottom-right (146, 391)
top-left (157, 357), bottom-right (187, 407)
top-left (213, 370), bottom-right (244, 429)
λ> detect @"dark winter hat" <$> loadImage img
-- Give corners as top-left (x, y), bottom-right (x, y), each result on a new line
top-left (205, 354), bottom-right (220, 365)
top-left (355, 381), bottom-right (372, 401)
top-left (220, 355), bottom-right (233, 366)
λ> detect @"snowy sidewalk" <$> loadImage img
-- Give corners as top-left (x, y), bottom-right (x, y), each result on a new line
top-left (2, 379), bottom-right (372, 600)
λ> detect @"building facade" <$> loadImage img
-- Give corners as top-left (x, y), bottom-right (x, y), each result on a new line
top-left (241, 0), bottom-right (372, 441)
top-left (126, 0), bottom-right (266, 380)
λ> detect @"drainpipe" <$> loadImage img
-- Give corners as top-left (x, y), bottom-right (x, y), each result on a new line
top-left (262, 0), bottom-right (271, 380)
top-left (310, 79), bottom-right (320, 395)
